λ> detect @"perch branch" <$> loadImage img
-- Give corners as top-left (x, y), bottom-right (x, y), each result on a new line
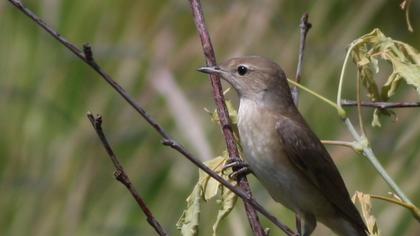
top-left (188, 1), bottom-right (267, 235)
top-left (87, 113), bottom-right (168, 236)
top-left (7, 0), bottom-right (297, 234)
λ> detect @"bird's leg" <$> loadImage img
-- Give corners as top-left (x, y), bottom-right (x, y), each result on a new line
top-left (222, 157), bottom-right (253, 180)
top-left (296, 215), bottom-right (302, 236)
top-left (300, 214), bottom-right (316, 236)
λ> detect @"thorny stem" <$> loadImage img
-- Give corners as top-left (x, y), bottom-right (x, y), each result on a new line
top-left (87, 113), bottom-right (168, 236)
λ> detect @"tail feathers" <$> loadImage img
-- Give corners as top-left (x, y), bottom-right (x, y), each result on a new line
top-left (321, 217), bottom-right (368, 236)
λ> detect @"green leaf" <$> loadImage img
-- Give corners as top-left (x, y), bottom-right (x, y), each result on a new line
top-left (350, 28), bottom-right (420, 126)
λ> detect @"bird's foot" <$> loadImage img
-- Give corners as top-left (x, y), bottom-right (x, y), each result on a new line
top-left (223, 157), bottom-right (252, 180)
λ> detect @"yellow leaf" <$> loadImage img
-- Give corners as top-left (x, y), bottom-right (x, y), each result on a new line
top-left (178, 153), bottom-right (238, 236)
top-left (176, 185), bottom-right (202, 236)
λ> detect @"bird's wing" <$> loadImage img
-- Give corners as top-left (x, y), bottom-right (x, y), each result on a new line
top-left (275, 115), bottom-right (367, 232)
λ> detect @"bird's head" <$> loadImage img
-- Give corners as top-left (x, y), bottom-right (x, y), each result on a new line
top-left (198, 56), bottom-right (292, 103)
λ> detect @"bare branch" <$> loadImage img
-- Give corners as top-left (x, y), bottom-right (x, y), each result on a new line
top-left (87, 113), bottom-right (168, 236)
top-left (292, 13), bottom-right (312, 105)
top-left (188, 1), bottom-right (269, 235)
top-left (291, 12), bottom-right (311, 232)
top-left (8, 0), bottom-right (297, 235)
top-left (341, 99), bottom-right (420, 109)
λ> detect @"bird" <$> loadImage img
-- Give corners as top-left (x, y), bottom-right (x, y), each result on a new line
top-left (198, 56), bottom-right (368, 236)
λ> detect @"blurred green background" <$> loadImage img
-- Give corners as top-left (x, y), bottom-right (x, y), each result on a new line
top-left (1, 0), bottom-right (419, 235)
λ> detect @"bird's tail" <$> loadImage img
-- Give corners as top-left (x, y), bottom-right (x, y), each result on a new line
top-left (321, 216), bottom-right (368, 236)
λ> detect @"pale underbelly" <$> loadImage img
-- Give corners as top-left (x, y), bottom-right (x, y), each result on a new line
top-left (238, 98), bottom-right (330, 215)
top-left (240, 134), bottom-right (329, 215)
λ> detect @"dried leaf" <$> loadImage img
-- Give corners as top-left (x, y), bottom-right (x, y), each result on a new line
top-left (371, 109), bottom-right (381, 127)
top-left (212, 177), bottom-right (238, 236)
top-left (176, 185), bottom-right (202, 236)
top-left (350, 28), bottom-right (420, 126)
top-left (352, 191), bottom-right (380, 236)
top-left (225, 100), bottom-right (238, 124)
top-left (201, 155), bottom-right (227, 200)
top-left (177, 153), bottom-right (238, 236)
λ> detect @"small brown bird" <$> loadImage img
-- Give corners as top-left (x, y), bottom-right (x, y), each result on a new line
top-left (198, 56), bottom-right (368, 236)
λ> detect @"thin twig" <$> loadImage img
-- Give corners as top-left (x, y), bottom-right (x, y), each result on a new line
top-left (343, 118), bottom-right (419, 221)
top-left (288, 79), bottom-right (339, 111)
top-left (322, 140), bottom-right (360, 150)
top-left (292, 13), bottom-right (312, 105)
top-left (188, 1), bottom-right (268, 235)
top-left (7, 1), bottom-right (297, 234)
top-left (356, 71), bottom-right (367, 137)
top-left (370, 194), bottom-right (420, 221)
top-left (336, 44), bottom-right (418, 220)
top-left (87, 113), bottom-right (168, 236)
top-left (341, 99), bottom-right (420, 109)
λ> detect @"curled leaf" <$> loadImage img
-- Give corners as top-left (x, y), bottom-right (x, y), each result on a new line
top-left (212, 170), bottom-right (238, 236)
top-left (350, 28), bottom-right (420, 126)
top-left (177, 153), bottom-right (238, 236)
top-left (352, 191), bottom-right (380, 236)
top-left (176, 185), bottom-right (202, 236)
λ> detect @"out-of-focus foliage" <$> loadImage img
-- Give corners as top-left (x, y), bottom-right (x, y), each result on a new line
top-left (1, 0), bottom-right (419, 235)
top-left (350, 28), bottom-right (420, 126)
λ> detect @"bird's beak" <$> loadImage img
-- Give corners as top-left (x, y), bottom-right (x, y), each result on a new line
top-left (197, 66), bottom-right (223, 75)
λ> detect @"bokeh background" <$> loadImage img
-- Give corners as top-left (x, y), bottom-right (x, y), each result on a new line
top-left (1, 0), bottom-right (419, 235)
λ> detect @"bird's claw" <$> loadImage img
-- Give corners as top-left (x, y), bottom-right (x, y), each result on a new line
top-left (223, 157), bottom-right (252, 180)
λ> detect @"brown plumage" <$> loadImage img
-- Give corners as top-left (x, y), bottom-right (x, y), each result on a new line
top-left (198, 56), bottom-right (368, 236)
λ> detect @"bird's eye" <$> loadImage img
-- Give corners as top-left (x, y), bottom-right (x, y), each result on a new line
top-left (237, 65), bottom-right (248, 76)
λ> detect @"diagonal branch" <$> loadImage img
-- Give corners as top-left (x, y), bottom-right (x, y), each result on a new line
top-left (87, 113), bottom-right (168, 236)
top-left (7, 0), bottom-right (297, 235)
top-left (188, 1), bottom-right (267, 235)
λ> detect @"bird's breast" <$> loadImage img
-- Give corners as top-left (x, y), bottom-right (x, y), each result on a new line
top-left (237, 99), bottom-right (326, 212)
top-left (238, 100), bottom-right (296, 201)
